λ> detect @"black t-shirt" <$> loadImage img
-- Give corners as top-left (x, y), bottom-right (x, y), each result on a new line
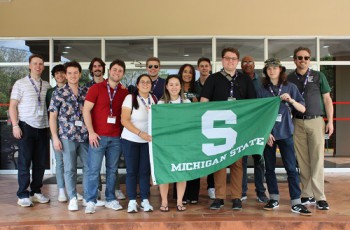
top-left (200, 71), bottom-right (256, 101)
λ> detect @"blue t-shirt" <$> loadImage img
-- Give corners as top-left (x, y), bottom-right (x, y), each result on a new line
top-left (257, 82), bottom-right (304, 140)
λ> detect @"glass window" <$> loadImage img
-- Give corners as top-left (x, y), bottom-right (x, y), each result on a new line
top-left (268, 39), bottom-right (316, 61)
top-left (216, 39), bottom-right (264, 61)
top-left (0, 66), bottom-right (49, 170)
top-left (105, 39), bottom-right (153, 62)
top-left (320, 39), bottom-right (350, 61)
top-left (0, 40), bottom-right (49, 62)
top-left (158, 39), bottom-right (211, 62)
top-left (53, 40), bottom-right (101, 62)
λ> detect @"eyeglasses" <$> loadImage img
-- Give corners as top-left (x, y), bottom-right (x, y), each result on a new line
top-left (296, 56), bottom-right (310, 61)
top-left (139, 80), bottom-right (152, 85)
top-left (242, 61), bottom-right (254, 66)
top-left (223, 56), bottom-right (239, 61)
top-left (148, 65), bottom-right (159, 69)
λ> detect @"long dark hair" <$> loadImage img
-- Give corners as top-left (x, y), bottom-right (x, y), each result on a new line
top-left (178, 64), bottom-right (196, 93)
top-left (132, 74), bottom-right (152, 110)
top-left (262, 66), bottom-right (287, 88)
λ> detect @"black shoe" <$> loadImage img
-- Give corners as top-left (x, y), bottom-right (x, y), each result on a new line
top-left (210, 199), bottom-right (224, 210)
top-left (232, 198), bottom-right (242, 210)
top-left (291, 204), bottom-right (312, 216)
top-left (316, 200), bottom-right (329, 210)
top-left (301, 197), bottom-right (316, 205)
top-left (263, 199), bottom-right (279, 211)
top-left (257, 193), bottom-right (269, 203)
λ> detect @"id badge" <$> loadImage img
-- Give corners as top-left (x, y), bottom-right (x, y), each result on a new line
top-left (276, 114), bottom-right (282, 122)
top-left (75, 120), bottom-right (83, 127)
top-left (37, 109), bottom-right (44, 116)
top-left (227, 97), bottom-right (236, 101)
top-left (107, 116), bottom-right (116, 124)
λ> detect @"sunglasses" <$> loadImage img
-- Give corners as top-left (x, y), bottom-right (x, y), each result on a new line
top-left (296, 56), bottom-right (310, 61)
top-left (148, 65), bottom-right (159, 69)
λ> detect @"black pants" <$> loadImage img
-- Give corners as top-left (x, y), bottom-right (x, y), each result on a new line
top-left (17, 121), bottom-right (48, 198)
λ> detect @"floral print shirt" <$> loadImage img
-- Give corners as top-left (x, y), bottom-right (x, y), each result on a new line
top-left (48, 83), bottom-right (88, 143)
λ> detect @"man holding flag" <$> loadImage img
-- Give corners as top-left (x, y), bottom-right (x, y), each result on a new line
top-left (200, 47), bottom-right (256, 210)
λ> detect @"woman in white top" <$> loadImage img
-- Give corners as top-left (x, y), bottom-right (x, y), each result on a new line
top-left (158, 75), bottom-right (190, 212)
top-left (121, 74), bottom-right (157, 213)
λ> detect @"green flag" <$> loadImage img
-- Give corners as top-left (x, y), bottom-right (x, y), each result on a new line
top-left (149, 97), bottom-right (280, 185)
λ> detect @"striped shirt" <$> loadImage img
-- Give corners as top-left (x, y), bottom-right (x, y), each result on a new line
top-left (11, 76), bottom-right (51, 128)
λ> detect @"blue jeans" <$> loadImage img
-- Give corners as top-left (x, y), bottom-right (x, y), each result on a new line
top-left (17, 121), bottom-right (49, 198)
top-left (264, 136), bottom-right (301, 202)
top-left (242, 154), bottom-right (266, 196)
top-left (121, 139), bottom-right (150, 200)
top-left (87, 136), bottom-right (121, 202)
top-left (61, 139), bottom-right (89, 200)
top-left (53, 144), bottom-right (65, 189)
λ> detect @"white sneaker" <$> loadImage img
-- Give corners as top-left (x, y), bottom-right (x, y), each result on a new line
top-left (140, 199), bottom-right (153, 212)
top-left (208, 188), bottom-right (216, 199)
top-left (116, 190), bottom-right (126, 200)
top-left (17, 198), bottom-right (33, 207)
top-left (127, 200), bottom-right (138, 213)
top-left (31, 193), bottom-right (50, 203)
top-left (58, 189), bottom-right (67, 202)
top-left (77, 193), bottom-right (83, 201)
top-left (82, 199), bottom-right (105, 207)
top-left (68, 197), bottom-right (78, 211)
top-left (85, 201), bottom-right (96, 214)
top-left (105, 200), bottom-right (123, 211)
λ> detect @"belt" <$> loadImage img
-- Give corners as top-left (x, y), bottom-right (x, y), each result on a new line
top-left (294, 115), bottom-right (320, 120)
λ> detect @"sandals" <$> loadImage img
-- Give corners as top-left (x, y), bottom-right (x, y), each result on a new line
top-left (177, 205), bottom-right (186, 212)
top-left (160, 205), bottom-right (169, 212)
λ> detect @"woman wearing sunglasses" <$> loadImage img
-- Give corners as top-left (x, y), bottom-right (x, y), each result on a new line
top-left (158, 74), bottom-right (190, 212)
top-left (121, 74), bottom-right (157, 213)
top-left (257, 58), bottom-right (312, 216)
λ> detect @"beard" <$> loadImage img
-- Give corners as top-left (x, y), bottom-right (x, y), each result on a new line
top-left (93, 70), bottom-right (103, 77)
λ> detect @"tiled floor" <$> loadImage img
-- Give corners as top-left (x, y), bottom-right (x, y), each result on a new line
top-left (0, 173), bottom-right (349, 230)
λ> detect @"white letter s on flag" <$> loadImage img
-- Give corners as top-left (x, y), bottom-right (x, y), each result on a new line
top-left (202, 110), bottom-right (237, 156)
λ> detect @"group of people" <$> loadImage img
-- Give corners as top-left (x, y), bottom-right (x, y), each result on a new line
top-left (9, 45), bottom-right (333, 216)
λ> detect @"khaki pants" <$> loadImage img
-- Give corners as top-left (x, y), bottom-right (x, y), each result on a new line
top-left (214, 158), bottom-right (243, 200)
top-left (293, 117), bottom-right (326, 201)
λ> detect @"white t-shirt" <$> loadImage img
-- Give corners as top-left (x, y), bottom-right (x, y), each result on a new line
top-left (157, 97), bottom-right (191, 104)
top-left (11, 76), bottom-right (50, 128)
top-left (121, 94), bottom-right (156, 143)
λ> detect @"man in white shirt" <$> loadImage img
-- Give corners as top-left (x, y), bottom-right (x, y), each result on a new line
top-left (9, 54), bottom-right (51, 207)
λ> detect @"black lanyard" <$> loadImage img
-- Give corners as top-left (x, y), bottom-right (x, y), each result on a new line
top-left (28, 76), bottom-right (42, 106)
top-left (151, 78), bottom-right (159, 93)
top-left (107, 82), bottom-right (118, 116)
top-left (295, 68), bottom-right (311, 96)
top-left (268, 84), bottom-right (283, 96)
top-left (221, 69), bottom-right (238, 98)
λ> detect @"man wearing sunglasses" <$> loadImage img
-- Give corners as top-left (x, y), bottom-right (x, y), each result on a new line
top-left (287, 47), bottom-right (334, 211)
top-left (146, 57), bottom-right (165, 100)
top-left (240, 56), bottom-right (268, 204)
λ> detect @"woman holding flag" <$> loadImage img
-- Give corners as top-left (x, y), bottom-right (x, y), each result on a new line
top-left (121, 74), bottom-right (157, 213)
top-left (158, 74), bottom-right (190, 212)
top-left (257, 58), bottom-right (311, 216)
